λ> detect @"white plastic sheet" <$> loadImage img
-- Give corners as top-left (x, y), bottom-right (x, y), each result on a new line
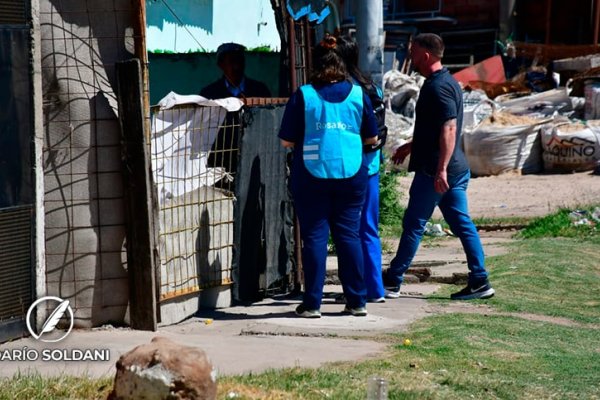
top-left (151, 92), bottom-right (244, 204)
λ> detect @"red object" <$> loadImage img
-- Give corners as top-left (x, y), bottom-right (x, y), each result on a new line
top-left (452, 55), bottom-right (506, 85)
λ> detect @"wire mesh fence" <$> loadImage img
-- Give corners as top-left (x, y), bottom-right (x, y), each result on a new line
top-left (151, 103), bottom-right (239, 302)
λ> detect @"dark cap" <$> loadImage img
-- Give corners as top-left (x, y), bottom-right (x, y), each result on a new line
top-left (216, 42), bottom-right (246, 63)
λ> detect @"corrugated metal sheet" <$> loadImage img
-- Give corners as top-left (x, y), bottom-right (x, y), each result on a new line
top-left (0, 206), bottom-right (33, 320)
top-left (0, 0), bottom-right (26, 25)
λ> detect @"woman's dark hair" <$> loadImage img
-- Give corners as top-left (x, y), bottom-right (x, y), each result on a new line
top-left (336, 35), bottom-right (371, 87)
top-left (310, 35), bottom-right (348, 84)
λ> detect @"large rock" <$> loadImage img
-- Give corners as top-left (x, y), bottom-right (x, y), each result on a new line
top-left (108, 337), bottom-right (217, 400)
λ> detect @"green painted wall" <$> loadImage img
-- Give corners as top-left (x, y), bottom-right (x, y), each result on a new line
top-left (148, 52), bottom-right (281, 105)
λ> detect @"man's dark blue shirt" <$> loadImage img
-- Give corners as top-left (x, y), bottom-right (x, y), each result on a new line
top-left (409, 67), bottom-right (469, 176)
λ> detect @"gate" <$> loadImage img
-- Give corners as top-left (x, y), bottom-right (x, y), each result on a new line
top-left (151, 103), bottom-right (237, 324)
top-left (0, 2), bottom-right (36, 342)
top-left (150, 99), bottom-right (294, 322)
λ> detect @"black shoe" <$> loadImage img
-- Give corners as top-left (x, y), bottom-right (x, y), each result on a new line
top-left (382, 269), bottom-right (401, 298)
top-left (384, 286), bottom-right (401, 299)
top-left (451, 281), bottom-right (495, 300)
top-left (334, 294), bottom-right (346, 304)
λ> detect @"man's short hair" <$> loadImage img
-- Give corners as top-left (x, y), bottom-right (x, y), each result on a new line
top-left (413, 33), bottom-right (444, 59)
top-left (216, 42), bottom-right (246, 63)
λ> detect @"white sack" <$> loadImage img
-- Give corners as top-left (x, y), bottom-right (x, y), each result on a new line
top-left (541, 120), bottom-right (600, 172)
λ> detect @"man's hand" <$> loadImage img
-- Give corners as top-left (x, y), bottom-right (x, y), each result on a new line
top-left (434, 170), bottom-right (449, 193)
top-left (392, 142), bottom-right (412, 165)
top-left (280, 139), bottom-right (295, 148)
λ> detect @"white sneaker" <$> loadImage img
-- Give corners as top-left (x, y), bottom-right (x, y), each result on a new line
top-left (368, 297), bottom-right (386, 303)
top-left (385, 286), bottom-right (401, 299)
top-left (343, 306), bottom-right (368, 316)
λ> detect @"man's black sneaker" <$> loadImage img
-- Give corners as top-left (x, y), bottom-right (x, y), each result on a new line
top-left (384, 286), bottom-right (401, 299)
top-left (382, 269), bottom-right (401, 298)
top-left (451, 282), bottom-right (495, 300)
top-left (295, 304), bottom-right (321, 318)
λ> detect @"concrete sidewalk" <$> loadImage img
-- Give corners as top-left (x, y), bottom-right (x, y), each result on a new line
top-left (0, 284), bottom-right (436, 379)
top-left (0, 232), bottom-right (511, 379)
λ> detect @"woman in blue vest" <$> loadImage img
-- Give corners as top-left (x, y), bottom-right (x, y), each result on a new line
top-left (279, 35), bottom-right (379, 318)
top-left (336, 35), bottom-right (387, 304)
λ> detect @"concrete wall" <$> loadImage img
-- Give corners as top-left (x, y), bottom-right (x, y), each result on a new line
top-left (40, 0), bottom-right (133, 328)
top-left (148, 51), bottom-right (280, 105)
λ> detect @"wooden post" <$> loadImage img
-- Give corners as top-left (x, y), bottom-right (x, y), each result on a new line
top-left (116, 59), bottom-right (157, 331)
top-left (133, 0), bottom-right (150, 140)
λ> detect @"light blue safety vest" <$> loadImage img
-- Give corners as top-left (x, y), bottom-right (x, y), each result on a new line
top-left (300, 84), bottom-right (363, 179)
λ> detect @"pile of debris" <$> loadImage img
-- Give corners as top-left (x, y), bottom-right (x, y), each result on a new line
top-left (383, 48), bottom-right (600, 176)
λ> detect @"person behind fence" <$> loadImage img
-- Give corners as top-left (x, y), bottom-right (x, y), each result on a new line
top-left (200, 42), bottom-right (271, 177)
top-left (279, 35), bottom-right (379, 318)
top-left (335, 35), bottom-right (387, 304)
top-left (383, 33), bottom-right (495, 301)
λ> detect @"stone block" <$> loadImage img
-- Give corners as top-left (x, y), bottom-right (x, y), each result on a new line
top-left (45, 255), bottom-right (75, 283)
top-left (97, 172), bottom-right (124, 198)
top-left (71, 201), bottom-right (99, 227)
top-left (96, 120), bottom-right (121, 146)
top-left (44, 202), bottom-right (72, 229)
top-left (97, 146), bottom-right (122, 173)
top-left (44, 228), bottom-right (73, 255)
top-left (101, 251), bottom-right (128, 280)
top-left (200, 285), bottom-right (232, 309)
top-left (101, 278), bottom-right (129, 307)
top-left (100, 226), bottom-right (126, 252)
top-left (98, 199), bottom-right (125, 226)
top-left (108, 337), bottom-right (216, 400)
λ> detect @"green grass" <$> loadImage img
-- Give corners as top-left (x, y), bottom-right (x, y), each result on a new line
top-left (218, 210), bottom-right (600, 399)
top-left (432, 238), bottom-right (600, 323)
top-left (148, 46), bottom-right (274, 55)
top-left (518, 206), bottom-right (600, 240)
top-left (0, 373), bottom-right (112, 400)
top-left (3, 209), bottom-right (600, 399)
top-left (379, 170), bottom-right (405, 228)
top-left (216, 310), bottom-right (600, 399)
top-left (472, 215), bottom-right (533, 228)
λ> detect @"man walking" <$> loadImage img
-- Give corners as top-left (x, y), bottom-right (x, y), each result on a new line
top-left (384, 33), bottom-right (494, 300)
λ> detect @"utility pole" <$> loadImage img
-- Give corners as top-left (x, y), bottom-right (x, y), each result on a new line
top-left (355, 0), bottom-right (384, 86)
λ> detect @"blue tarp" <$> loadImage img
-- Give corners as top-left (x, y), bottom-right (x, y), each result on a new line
top-left (286, 0), bottom-right (330, 24)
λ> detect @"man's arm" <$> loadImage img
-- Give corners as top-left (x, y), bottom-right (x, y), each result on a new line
top-left (435, 118), bottom-right (456, 193)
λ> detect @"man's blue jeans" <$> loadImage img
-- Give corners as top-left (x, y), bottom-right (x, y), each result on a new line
top-left (388, 170), bottom-right (488, 286)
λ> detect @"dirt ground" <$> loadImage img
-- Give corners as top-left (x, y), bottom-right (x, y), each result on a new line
top-left (397, 170), bottom-right (600, 219)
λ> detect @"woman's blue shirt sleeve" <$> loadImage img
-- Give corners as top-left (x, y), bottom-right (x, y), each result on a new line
top-left (278, 90), bottom-right (304, 143)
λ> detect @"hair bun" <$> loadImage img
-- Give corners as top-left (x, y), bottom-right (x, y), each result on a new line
top-left (320, 35), bottom-right (337, 50)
